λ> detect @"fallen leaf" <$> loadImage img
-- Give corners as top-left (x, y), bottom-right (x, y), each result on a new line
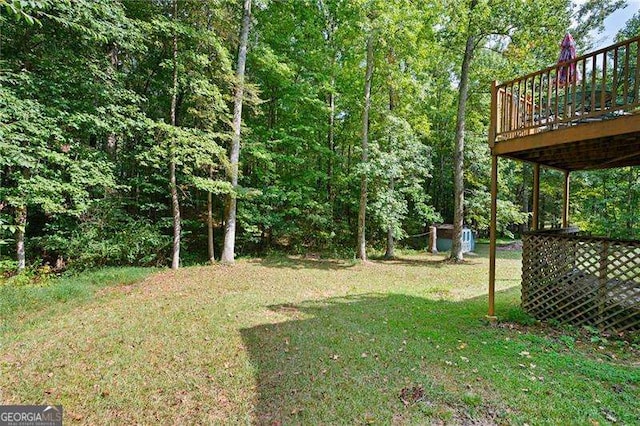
top-left (67, 412), bottom-right (84, 421)
top-left (601, 408), bottom-right (617, 423)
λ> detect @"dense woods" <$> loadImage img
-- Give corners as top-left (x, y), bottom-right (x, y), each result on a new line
top-left (1, 0), bottom-right (638, 271)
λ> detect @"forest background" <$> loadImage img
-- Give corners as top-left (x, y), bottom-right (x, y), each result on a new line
top-left (1, 0), bottom-right (638, 272)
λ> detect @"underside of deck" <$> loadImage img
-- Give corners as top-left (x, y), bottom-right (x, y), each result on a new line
top-left (487, 36), bottom-right (640, 323)
top-left (493, 113), bottom-right (640, 171)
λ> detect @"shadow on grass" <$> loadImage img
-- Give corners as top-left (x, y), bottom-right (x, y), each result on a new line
top-left (250, 255), bottom-right (356, 271)
top-left (241, 289), bottom-right (639, 425)
top-left (250, 246), bottom-right (522, 271)
top-left (369, 257), bottom-right (447, 268)
top-left (256, 255), bottom-right (462, 270)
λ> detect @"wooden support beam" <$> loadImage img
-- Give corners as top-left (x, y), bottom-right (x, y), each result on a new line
top-left (584, 151), bottom-right (640, 170)
top-left (493, 113), bottom-right (640, 156)
top-left (489, 81), bottom-right (498, 148)
top-left (488, 155), bottom-right (498, 319)
top-left (532, 163), bottom-right (540, 231)
top-left (562, 170), bottom-right (570, 228)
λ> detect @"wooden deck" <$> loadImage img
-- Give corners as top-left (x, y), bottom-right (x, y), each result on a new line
top-left (486, 36), bottom-right (640, 326)
top-left (494, 114), bottom-right (640, 170)
top-left (489, 36), bottom-right (640, 171)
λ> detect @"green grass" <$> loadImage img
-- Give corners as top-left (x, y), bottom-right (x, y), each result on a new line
top-left (0, 250), bottom-right (638, 424)
top-left (475, 238), bottom-right (520, 245)
top-left (0, 267), bottom-right (154, 334)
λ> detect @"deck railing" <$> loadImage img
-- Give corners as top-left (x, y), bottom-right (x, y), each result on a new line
top-left (522, 232), bottom-right (640, 332)
top-left (492, 36), bottom-right (640, 143)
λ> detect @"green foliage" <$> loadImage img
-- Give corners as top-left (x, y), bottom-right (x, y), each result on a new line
top-left (0, 0), bottom-right (632, 267)
top-left (466, 189), bottom-right (528, 238)
top-left (503, 307), bottom-right (538, 326)
top-left (36, 204), bottom-right (171, 269)
top-left (571, 168), bottom-right (639, 239)
top-left (0, 260), bottom-right (18, 276)
top-left (0, 214), bottom-right (19, 249)
top-left (369, 115), bottom-right (439, 240)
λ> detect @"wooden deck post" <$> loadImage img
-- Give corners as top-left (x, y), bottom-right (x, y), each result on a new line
top-left (532, 163), bottom-right (540, 231)
top-left (488, 154), bottom-right (498, 319)
top-left (489, 81), bottom-right (497, 148)
top-left (562, 170), bottom-right (570, 228)
top-left (487, 81), bottom-right (499, 320)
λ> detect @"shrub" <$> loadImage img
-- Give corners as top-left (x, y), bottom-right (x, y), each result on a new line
top-left (35, 204), bottom-right (171, 270)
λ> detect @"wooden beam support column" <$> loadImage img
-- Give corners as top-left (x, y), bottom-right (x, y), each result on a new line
top-left (532, 163), bottom-right (540, 231)
top-left (562, 170), bottom-right (570, 228)
top-left (489, 81), bottom-right (498, 148)
top-left (488, 154), bottom-right (498, 319)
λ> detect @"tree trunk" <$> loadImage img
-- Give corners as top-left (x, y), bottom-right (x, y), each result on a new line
top-left (357, 32), bottom-right (374, 262)
top-left (319, 0), bottom-right (336, 203)
top-left (221, 0), bottom-right (251, 264)
top-left (385, 177), bottom-right (395, 259)
top-left (327, 86), bottom-right (335, 201)
top-left (384, 75), bottom-right (396, 260)
top-left (208, 190), bottom-right (215, 263)
top-left (106, 42), bottom-right (118, 156)
top-left (16, 205), bottom-right (26, 271)
top-left (450, 31), bottom-right (475, 262)
top-left (170, 0), bottom-right (181, 270)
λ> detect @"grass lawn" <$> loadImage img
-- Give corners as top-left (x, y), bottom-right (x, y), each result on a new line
top-left (1, 247), bottom-right (638, 424)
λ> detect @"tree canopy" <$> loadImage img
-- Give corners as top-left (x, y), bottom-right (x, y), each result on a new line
top-left (0, 0), bottom-right (636, 271)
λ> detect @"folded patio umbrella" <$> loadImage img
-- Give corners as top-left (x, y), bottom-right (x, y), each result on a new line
top-left (557, 33), bottom-right (578, 85)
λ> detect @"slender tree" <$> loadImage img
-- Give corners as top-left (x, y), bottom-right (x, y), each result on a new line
top-left (15, 205), bottom-right (26, 270)
top-left (169, 0), bottom-right (181, 270)
top-left (221, 0), bottom-right (252, 264)
top-left (106, 41), bottom-right (118, 157)
top-left (384, 83), bottom-right (396, 260)
top-left (357, 30), bottom-right (375, 261)
top-left (208, 169), bottom-right (215, 262)
top-left (450, 26), bottom-right (475, 262)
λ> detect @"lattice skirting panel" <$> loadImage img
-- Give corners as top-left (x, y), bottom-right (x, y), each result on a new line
top-left (522, 233), bottom-right (640, 333)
